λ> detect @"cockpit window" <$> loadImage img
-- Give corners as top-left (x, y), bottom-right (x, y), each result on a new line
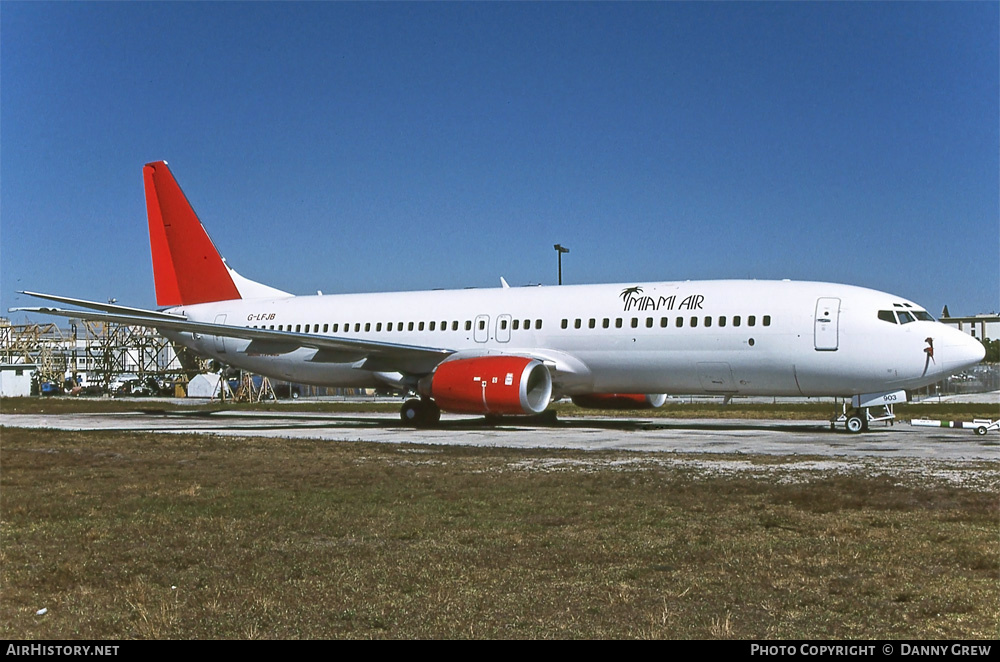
top-left (897, 311), bottom-right (915, 324)
top-left (913, 311), bottom-right (934, 321)
top-left (877, 310), bottom-right (897, 324)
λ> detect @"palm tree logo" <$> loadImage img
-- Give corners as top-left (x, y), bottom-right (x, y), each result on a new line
top-left (620, 286), bottom-right (642, 303)
top-left (620, 286), bottom-right (643, 310)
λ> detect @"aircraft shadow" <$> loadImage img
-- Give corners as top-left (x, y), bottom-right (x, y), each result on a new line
top-left (129, 408), bottom-right (875, 436)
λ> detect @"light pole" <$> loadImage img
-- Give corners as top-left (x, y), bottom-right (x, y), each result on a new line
top-left (553, 244), bottom-right (569, 285)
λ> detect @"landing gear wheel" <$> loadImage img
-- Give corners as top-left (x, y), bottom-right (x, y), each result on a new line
top-left (400, 399), bottom-right (440, 428)
top-left (846, 416), bottom-right (864, 433)
top-left (975, 426), bottom-right (988, 436)
top-left (400, 399), bottom-right (421, 424)
top-left (424, 402), bottom-right (441, 426)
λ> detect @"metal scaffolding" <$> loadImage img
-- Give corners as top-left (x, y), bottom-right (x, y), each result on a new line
top-left (0, 317), bottom-right (208, 391)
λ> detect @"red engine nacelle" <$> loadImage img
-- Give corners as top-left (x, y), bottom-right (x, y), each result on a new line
top-left (424, 356), bottom-right (553, 415)
top-left (571, 393), bottom-right (668, 410)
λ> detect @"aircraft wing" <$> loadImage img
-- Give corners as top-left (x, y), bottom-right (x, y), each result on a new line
top-left (12, 292), bottom-right (455, 374)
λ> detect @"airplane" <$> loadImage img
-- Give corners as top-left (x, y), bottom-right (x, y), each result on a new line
top-left (14, 161), bottom-right (986, 431)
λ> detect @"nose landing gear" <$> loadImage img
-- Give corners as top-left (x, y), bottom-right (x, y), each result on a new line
top-left (832, 403), bottom-right (896, 433)
top-left (831, 390), bottom-right (906, 433)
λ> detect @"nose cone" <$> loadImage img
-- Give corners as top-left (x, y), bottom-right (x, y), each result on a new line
top-left (943, 327), bottom-right (986, 370)
top-left (966, 333), bottom-right (987, 364)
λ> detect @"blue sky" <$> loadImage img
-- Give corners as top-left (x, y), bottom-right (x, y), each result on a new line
top-left (2, 2), bottom-right (997, 320)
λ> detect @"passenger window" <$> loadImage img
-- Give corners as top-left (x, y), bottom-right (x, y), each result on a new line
top-left (477, 320), bottom-right (485, 330)
top-left (616, 318), bottom-right (623, 328)
top-left (748, 316), bottom-right (756, 327)
top-left (465, 321), bottom-right (472, 331)
top-left (646, 317), bottom-right (653, 328)
top-left (719, 316), bottom-right (726, 327)
top-left (499, 320), bottom-right (507, 330)
top-left (453, 321), bottom-right (459, 331)
top-left (589, 319), bottom-right (596, 329)
top-left (574, 319), bottom-right (582, 329)
top-left (704, 316), bottom-right (712, 327)
top-left (561, 319), bottom-right (568, 329)
top-left (733, 316), bottom-right (741, 327)
top-left (536, 320), bottom-right (543, 330)
top-left (408, 322), bottom-right (414, 331)
top-left (763, 315), bottom-right (771, 327)
top-left (364, 323), bottom-right (371, 332)
top-left (660, 317), bottom-right (668, 328)
top-left (513, 320), bottom-right (520, 330)
top-left (675, 317), bottom-right (683, 327)
top-left (376, 322), bottom-right (383, 332)
top-left (524, 319), bottom-right (530, 329)
top-left (631, 318), bottom-right (638, 328)
top-left (323, 324), bottom-right (328, 333)
top-left (332, 324), bottom-right (338, 332)
top-left (603, 318), bottom-right (610, 329)
top-left (690, 317), bottom-right (698, 327)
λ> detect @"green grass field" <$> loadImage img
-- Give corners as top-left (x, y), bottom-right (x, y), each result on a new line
top-left (2, 424), bottom-right (996, 639)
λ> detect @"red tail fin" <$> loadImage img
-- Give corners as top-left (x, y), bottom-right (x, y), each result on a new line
top-left (143, 161), bottom-right (241, 306)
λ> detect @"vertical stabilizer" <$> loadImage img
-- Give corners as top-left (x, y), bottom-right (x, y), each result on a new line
top-left (143, 161), bottom-right (242, 306)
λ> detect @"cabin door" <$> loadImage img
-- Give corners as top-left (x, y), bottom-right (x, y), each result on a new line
top-left (213, 314), bottom-right (228, 353)
top-left (496, 315), bottom-right (512, 343)
top-left (474, 315), bottom-right (490, 343)
top-left (814, 298), bottom-right (840, 351)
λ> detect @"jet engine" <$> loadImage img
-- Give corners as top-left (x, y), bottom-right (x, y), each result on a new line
top-left (423, 356), bottom-right (553, 415)
top-left (571, 393), bottom-right (668, 410)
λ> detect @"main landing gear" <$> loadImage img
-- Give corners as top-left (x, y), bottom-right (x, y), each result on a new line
top-left (400, 398), bottom-right (440, 428)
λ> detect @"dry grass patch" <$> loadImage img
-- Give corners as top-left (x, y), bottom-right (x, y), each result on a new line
top-left (1, 427), bottom-right (996, 639)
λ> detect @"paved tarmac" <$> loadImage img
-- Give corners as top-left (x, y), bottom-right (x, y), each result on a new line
top-left (2, 409), bottom-right (997, 461)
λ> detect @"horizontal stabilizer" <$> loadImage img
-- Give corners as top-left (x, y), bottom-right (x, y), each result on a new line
top-left (17, 291), bottom-right (186, 321)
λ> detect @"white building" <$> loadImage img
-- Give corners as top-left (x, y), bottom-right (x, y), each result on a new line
top-left (0, 364), bottom-right (37, 397)
top-left (939, 314), bottom-right (1000, 341)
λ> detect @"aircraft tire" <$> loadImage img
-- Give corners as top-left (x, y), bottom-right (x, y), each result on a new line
top-left (423, 401), bottom-right (441, 426)
top-left (400, 398), bottom-right (440, 427)
top-left (846, 416), bottom-right (864, 433)
top-left (976, 426), bottom-right (988, 436)
top-left (400, 399), bottom-right (423, 425)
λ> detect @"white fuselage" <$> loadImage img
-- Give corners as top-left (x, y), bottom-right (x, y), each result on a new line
top-left (163, 279), bottom-right (984, 398)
